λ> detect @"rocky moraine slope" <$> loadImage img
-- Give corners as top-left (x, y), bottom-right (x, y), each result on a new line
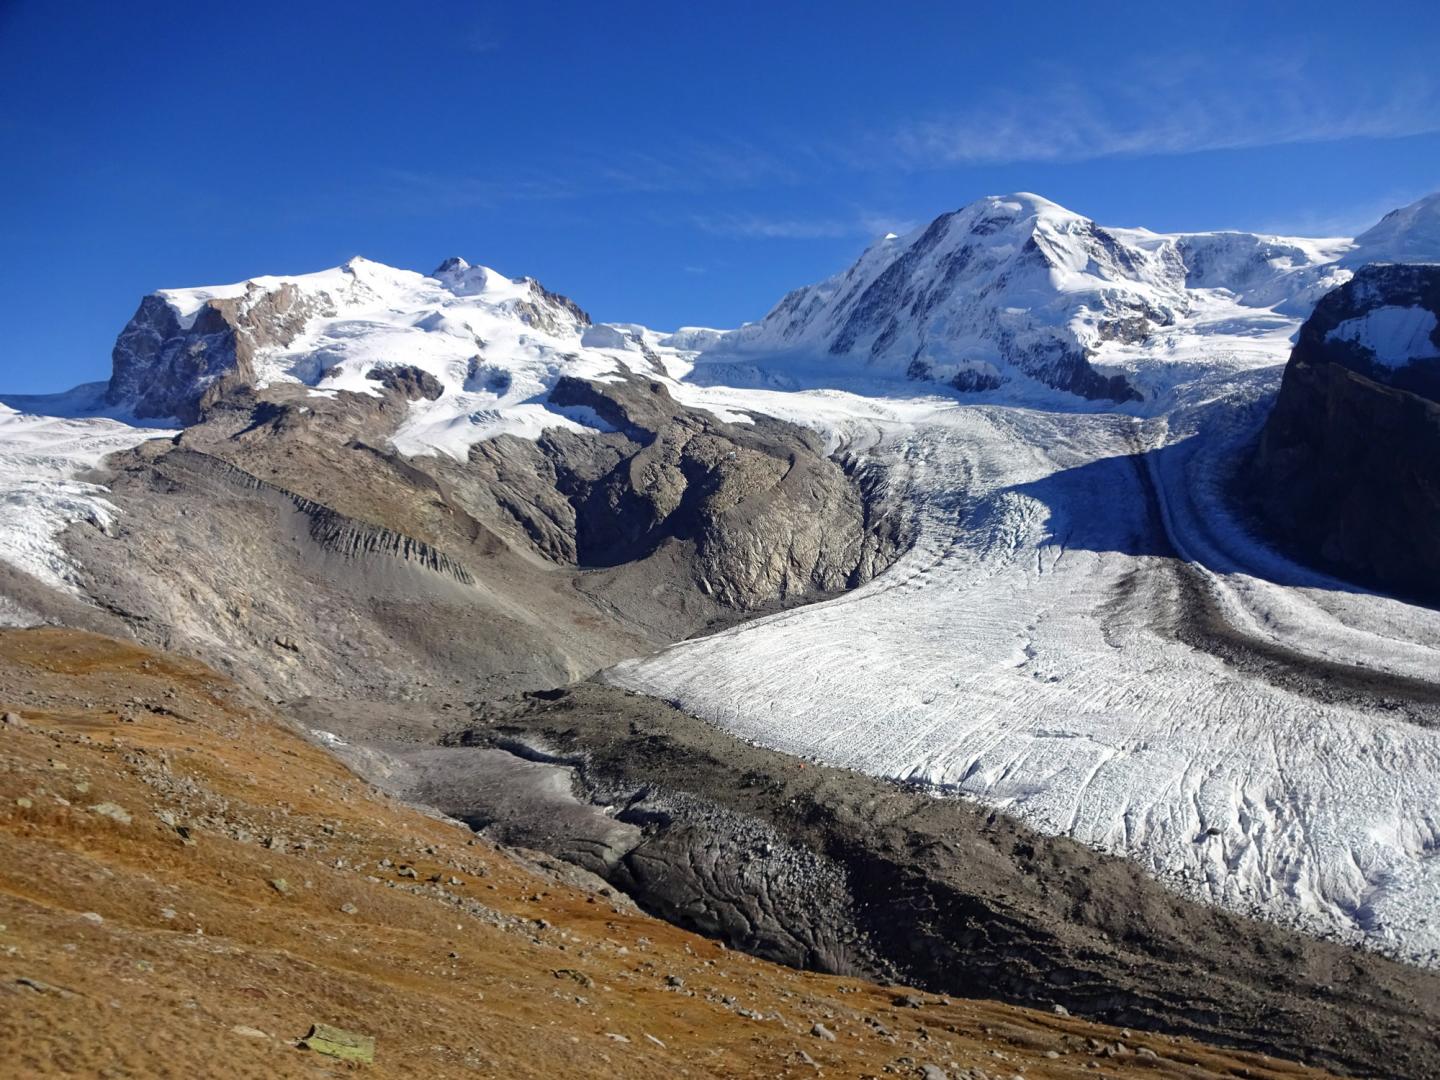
top-left (9, 257), bottom-right (908, 707)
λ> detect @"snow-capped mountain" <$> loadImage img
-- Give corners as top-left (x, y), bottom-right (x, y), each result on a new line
top-left (700, 192), bottom-right (1353, 400)
top-left (99, 190), bottom-right (1440, 448)
top-left (104, 255), bottom-right (664, 453)
top-left (1346, 190), bottom-right (1440, 265)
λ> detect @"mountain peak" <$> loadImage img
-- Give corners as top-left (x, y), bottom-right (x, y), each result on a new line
top-left (432, 256), bottom-right (471, 276)
top-left (977, 191), bottom-right (1072, 215)
top-left (1350, 190), bottom-right (1440, 265)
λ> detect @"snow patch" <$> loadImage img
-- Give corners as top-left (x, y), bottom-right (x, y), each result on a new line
top-left (1327, 306), bottom-right (1440, 368)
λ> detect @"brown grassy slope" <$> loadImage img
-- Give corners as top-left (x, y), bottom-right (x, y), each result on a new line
top-left (0, 628), bottom-right (1331, 1080)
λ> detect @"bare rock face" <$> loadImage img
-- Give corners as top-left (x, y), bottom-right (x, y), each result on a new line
top-left (365, 363), bottom-right (444, 400)
top-left (544, 375), bottom-right (897, 607)
top-left (106, 282), bottom-right (333, 422)
top-left (66, 373), bottom-right (905, 704)
top-left (1249, 263), bottom-right (1440, 603)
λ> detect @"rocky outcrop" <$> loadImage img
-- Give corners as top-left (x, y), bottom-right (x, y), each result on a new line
top-left (538, 375), bottom-right (900, 606)
top-left (107, 282), bottom-right (333, 423)
top-left (365, 363), bottom-right (444, 400)
top-left (1249, 264), bottom-right (1440, 603)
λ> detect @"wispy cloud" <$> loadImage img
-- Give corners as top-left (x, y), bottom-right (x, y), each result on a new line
top-left (692, 210), bottom-right (916, 241)
top-left (367, 135), bottom-right (807, 217)
top-left (355, 51), bottom-right (1437, 231)
top-left (590, 137), bottom-right (805, 194)
top-left (886, 59), bottom-right (1440, 167)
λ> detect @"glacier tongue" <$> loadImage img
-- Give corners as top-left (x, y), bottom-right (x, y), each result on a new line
top-left (0, 388), bottom-right (175, 599)
top-left (607, 350), bottom-right (1440, 966)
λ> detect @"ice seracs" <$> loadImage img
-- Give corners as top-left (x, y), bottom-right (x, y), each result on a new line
top-left (0, 391), bottom-right (174, 601)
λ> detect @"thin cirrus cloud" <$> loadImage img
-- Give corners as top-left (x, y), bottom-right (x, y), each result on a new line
top-left (371, 138), bottom-right (800, 214)
top-left (691, 211), bottom-right (916, 241)
top-left (368, 58), bottom-right (1436, 239)
top-left (887, 67), bottom-right (1440, 167)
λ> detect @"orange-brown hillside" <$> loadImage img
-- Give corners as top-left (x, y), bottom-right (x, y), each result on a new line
top-left (0, 628), bottom-right (1331, 1079)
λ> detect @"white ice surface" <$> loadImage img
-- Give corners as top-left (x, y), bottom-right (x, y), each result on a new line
top-left (611, 313), bottom-right (1440, 967)
top-left (0, 385), bottom-right (175, 594)
top-left (1327, 306), bottom-right (1440, 368)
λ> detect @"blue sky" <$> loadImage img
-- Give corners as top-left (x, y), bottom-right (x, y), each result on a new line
top-left (1, 0), bottom-right (1438, 393)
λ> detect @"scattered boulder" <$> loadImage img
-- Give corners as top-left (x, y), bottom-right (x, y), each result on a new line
top-left (16, 977), bottom-right (76, 998)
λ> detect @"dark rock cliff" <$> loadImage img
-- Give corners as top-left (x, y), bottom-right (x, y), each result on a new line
top-left (1249, 264), bottom-right (1440, 603)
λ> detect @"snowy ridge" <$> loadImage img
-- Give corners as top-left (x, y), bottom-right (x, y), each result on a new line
top-left (692, 192), bottom-right (1353, 402)
top-left (107, 255), bottom-right (691, 455)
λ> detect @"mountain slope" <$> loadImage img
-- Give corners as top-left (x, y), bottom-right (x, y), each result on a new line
top-left (1346, 190), bottom-right (1440, 265)
top-left (697, 193), bottom-right (1350, 401)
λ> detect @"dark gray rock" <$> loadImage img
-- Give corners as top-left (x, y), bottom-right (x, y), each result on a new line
top-left (1249, 264), bottom-right (1440, 603)
top-left (366, 363), bottom-right (444, 401)
top-left (107, 282), bottom-right (333, 423)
